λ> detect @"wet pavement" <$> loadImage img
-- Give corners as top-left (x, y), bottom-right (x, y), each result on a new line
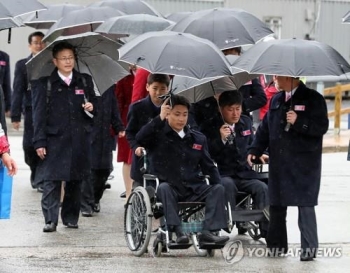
top-left (1, 120), bottom-right (350, 272)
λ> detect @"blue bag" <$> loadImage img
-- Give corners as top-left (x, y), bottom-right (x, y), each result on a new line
top-left (0, 162), bottom-right (13, 219)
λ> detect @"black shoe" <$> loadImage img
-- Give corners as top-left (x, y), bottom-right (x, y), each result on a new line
top-left (81, 211), bottom-right (93, 217)
top-left (120, 191), bottom-right (126, 198)
top-left (43, 223), bottom-right (57, 232)
top-left (104, 182), bottom-right (111, 189)
top-left (64, 222), bottom-right (79, 229)
top-left (237, 222), bottom-right (247, 235)
top-left (174, 226), bottom-right (189, 244)
top-left (37, 187), bottom-right (43, 193)
top-left (300, 250), bottom-right (316, 261)
top-left (93, 203), bottom-right (100, 213)
top-left (198, 232), bottom-right (229, 244)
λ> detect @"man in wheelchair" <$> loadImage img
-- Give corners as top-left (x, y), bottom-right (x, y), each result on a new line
top-left (200, 90), bottom-right (269, 237)
top-left (135, 95), bottom-right (229, 245)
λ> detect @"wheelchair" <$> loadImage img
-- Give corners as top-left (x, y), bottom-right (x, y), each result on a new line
top-left (124, 150), bottom-right (231, 257)
top-left (230, 163), bottom-right (269, 240)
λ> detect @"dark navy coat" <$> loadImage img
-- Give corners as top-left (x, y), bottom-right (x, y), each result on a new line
top-left (0, 50), bottom-right (12, 133)
top-left (11, 55), bottom-right (34, 148)
top-left (90, 86), bottom-right (124, 170)
top-left (135, 116), bottom-right (221, 196)
top-left (248, 82), bottom-right (329, 206)
top-left (31, 69), bottom-right (97, 182)
top-left (201, 114), bottom-right (261, 179)
top-left (126, 96), bottom-right (161, 183)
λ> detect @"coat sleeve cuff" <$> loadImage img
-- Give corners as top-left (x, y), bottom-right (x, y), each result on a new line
top-left (34, 139), bottom-right (47, 150)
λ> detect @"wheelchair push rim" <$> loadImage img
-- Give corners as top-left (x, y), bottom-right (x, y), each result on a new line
top-left (124, 186), bottom-right (153, 257)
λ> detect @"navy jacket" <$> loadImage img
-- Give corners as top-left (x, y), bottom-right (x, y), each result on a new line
top-left (201, 114), bottom-right (260, 179)
top-left (136, 116), bottom-right (221, 196)
top-left (32, 69), bottom-right (97, 182)
top-left (0, 50), bottom-right (11, 133)
top-left (11, 55), bottom-right (34, 147)
top-left (126, 96), bottom-right (161, 182)
top-left (248, 82), bottom-right (329, 206)
top-left (90, 86), bottom-right (124, 169)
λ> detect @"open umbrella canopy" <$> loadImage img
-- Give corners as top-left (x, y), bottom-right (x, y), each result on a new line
top-left (26, 32), bottom-right (129, 94)
top-left (95, 14), bottom-right (174, 38)
top-left (89, 0), bottom-right (162, 17)
top-left (24, 4), bottom-right (84, 29)
top-left (342, 11), bottom-right (350, 23)
top-left (118, 31), bottom-right (232, 79)
top-left (43, 7), bottom-right (125, 43)
top-left (165, 11), bottom-right (193, 23)
top-left (231, 38), bottom-right (350, 77)
top-left (0, 17), bottom-right (22, 31)
top-left (168, 8), bottom-right (274, 50)
top-left (171, 56), bottom-right (258, 103)
top-left (0, 0), bottom-right (46, 19)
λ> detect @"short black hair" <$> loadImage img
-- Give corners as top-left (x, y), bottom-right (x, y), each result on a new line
top-left (28, 31), bottom-right (44, 44)
top-left (147, 73), bottom-right (170, 86)
top-left (170, 95), bottom-right (191, 110)
top-left (52, 41), bottom-right (76, 59)
top-left (219, 90), bottom-right (242, 108)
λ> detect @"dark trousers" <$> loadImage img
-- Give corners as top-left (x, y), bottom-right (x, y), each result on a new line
top-left (267, 206), bottom-right (318, 253)
top-left (222, 176), bottom-right (269, 232)
top-left (81, 175), bottom-right (94, 213)
top-left (41, 180), bottom-right (81, 225)
top-left (221, 176), bottom-right (269, 209)
top-left (23, 146), bottom-right (40, 188)
top-left (156, 182), bottom-right (227, 231)
top-left (93, 169), bottom-right (111, 203)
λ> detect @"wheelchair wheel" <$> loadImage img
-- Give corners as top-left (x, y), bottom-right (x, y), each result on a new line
top-left (191, 234), bottom-right (208, 257)
top-left (153, 241), bottom-right (163, 257)
top-left (247, 222), bottom-right (262, 241)
top-left (124, 186), bottom-right (152, 257)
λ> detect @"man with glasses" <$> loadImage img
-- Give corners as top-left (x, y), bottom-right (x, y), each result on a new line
top-left (31, 41), bottom-right (97, 232)
top-left (11, 31), bottom-right (45, 191)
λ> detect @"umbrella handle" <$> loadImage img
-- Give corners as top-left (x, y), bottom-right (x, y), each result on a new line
top-left (7, 29), bottom-right (11, 44)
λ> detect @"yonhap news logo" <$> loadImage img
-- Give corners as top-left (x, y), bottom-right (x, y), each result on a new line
top-left (222, 240), bottom-right (342, 264)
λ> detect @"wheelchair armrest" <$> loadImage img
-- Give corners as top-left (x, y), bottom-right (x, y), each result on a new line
top-left (143, 174), bottom-right (158, 180)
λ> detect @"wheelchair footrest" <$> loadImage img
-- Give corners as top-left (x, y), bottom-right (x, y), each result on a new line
top-left (198, 242), bottom-right (226, 249)
top-left (168, 242), bottom-right (193, 250)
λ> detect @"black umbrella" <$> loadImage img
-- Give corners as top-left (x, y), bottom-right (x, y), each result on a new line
top-left (118, 31), bottom-right (232, 80)
top-left (231, 38), bottom-right (350, 77)
top-left (24, 4), bottom-right (84, 29)
top-left (168, 8), bottom-right (274, 50)
top-left (43, 7), bottom-right (125, 43)
top-left (0, 0), bottom-right (46, 19)
top-left (89, 0), bottom-right (162, 17)
top-left (26, 32), bottom-right (129, 94)
top-left (165, 11), bottom-right (193, 23)
top-left (95, 14), bottom-right (174, 39)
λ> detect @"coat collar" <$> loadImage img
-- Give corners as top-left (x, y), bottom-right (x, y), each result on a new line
top-left (50, 68), bottom-right (79, 85)
top-left (164, 121), bottom-right (191, 139)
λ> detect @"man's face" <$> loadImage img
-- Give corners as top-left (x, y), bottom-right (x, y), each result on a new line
top-left (275, 76), bottom-right (290, 91)
top-left (167, 104), bottom-right (188, 132)
top-left (221, 104), bottom-right (242, 124)
top-left (29, 36), bottom-right (45, 55)
top-left (53, 49), bottom-right (75, 76)
top-left (146, 82), bottom-right (168, 106)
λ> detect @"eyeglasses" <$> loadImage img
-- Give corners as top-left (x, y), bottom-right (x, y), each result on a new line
top-left (55, 56), bottom-right (75, 62)
top-left (31, 41), bottom-right (45, 46)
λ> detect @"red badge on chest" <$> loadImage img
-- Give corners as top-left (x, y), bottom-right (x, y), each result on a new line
top-left (0, 61), bottom-right (7, 66)
top-left (75, 89), bottom-right (84, 95)
top-left (294, 105), bottom-right (305, 111)
top-left (192, 144), bottom-right (202, 150)
top-left (242, 130), bottom-right (251, 136)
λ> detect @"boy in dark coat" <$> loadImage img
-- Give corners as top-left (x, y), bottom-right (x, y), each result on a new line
top-left (136, 95), bottom-right (229, 245)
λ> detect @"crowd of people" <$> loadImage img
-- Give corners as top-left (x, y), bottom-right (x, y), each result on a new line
top-left (0, 30), bottom-right (329, 262)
